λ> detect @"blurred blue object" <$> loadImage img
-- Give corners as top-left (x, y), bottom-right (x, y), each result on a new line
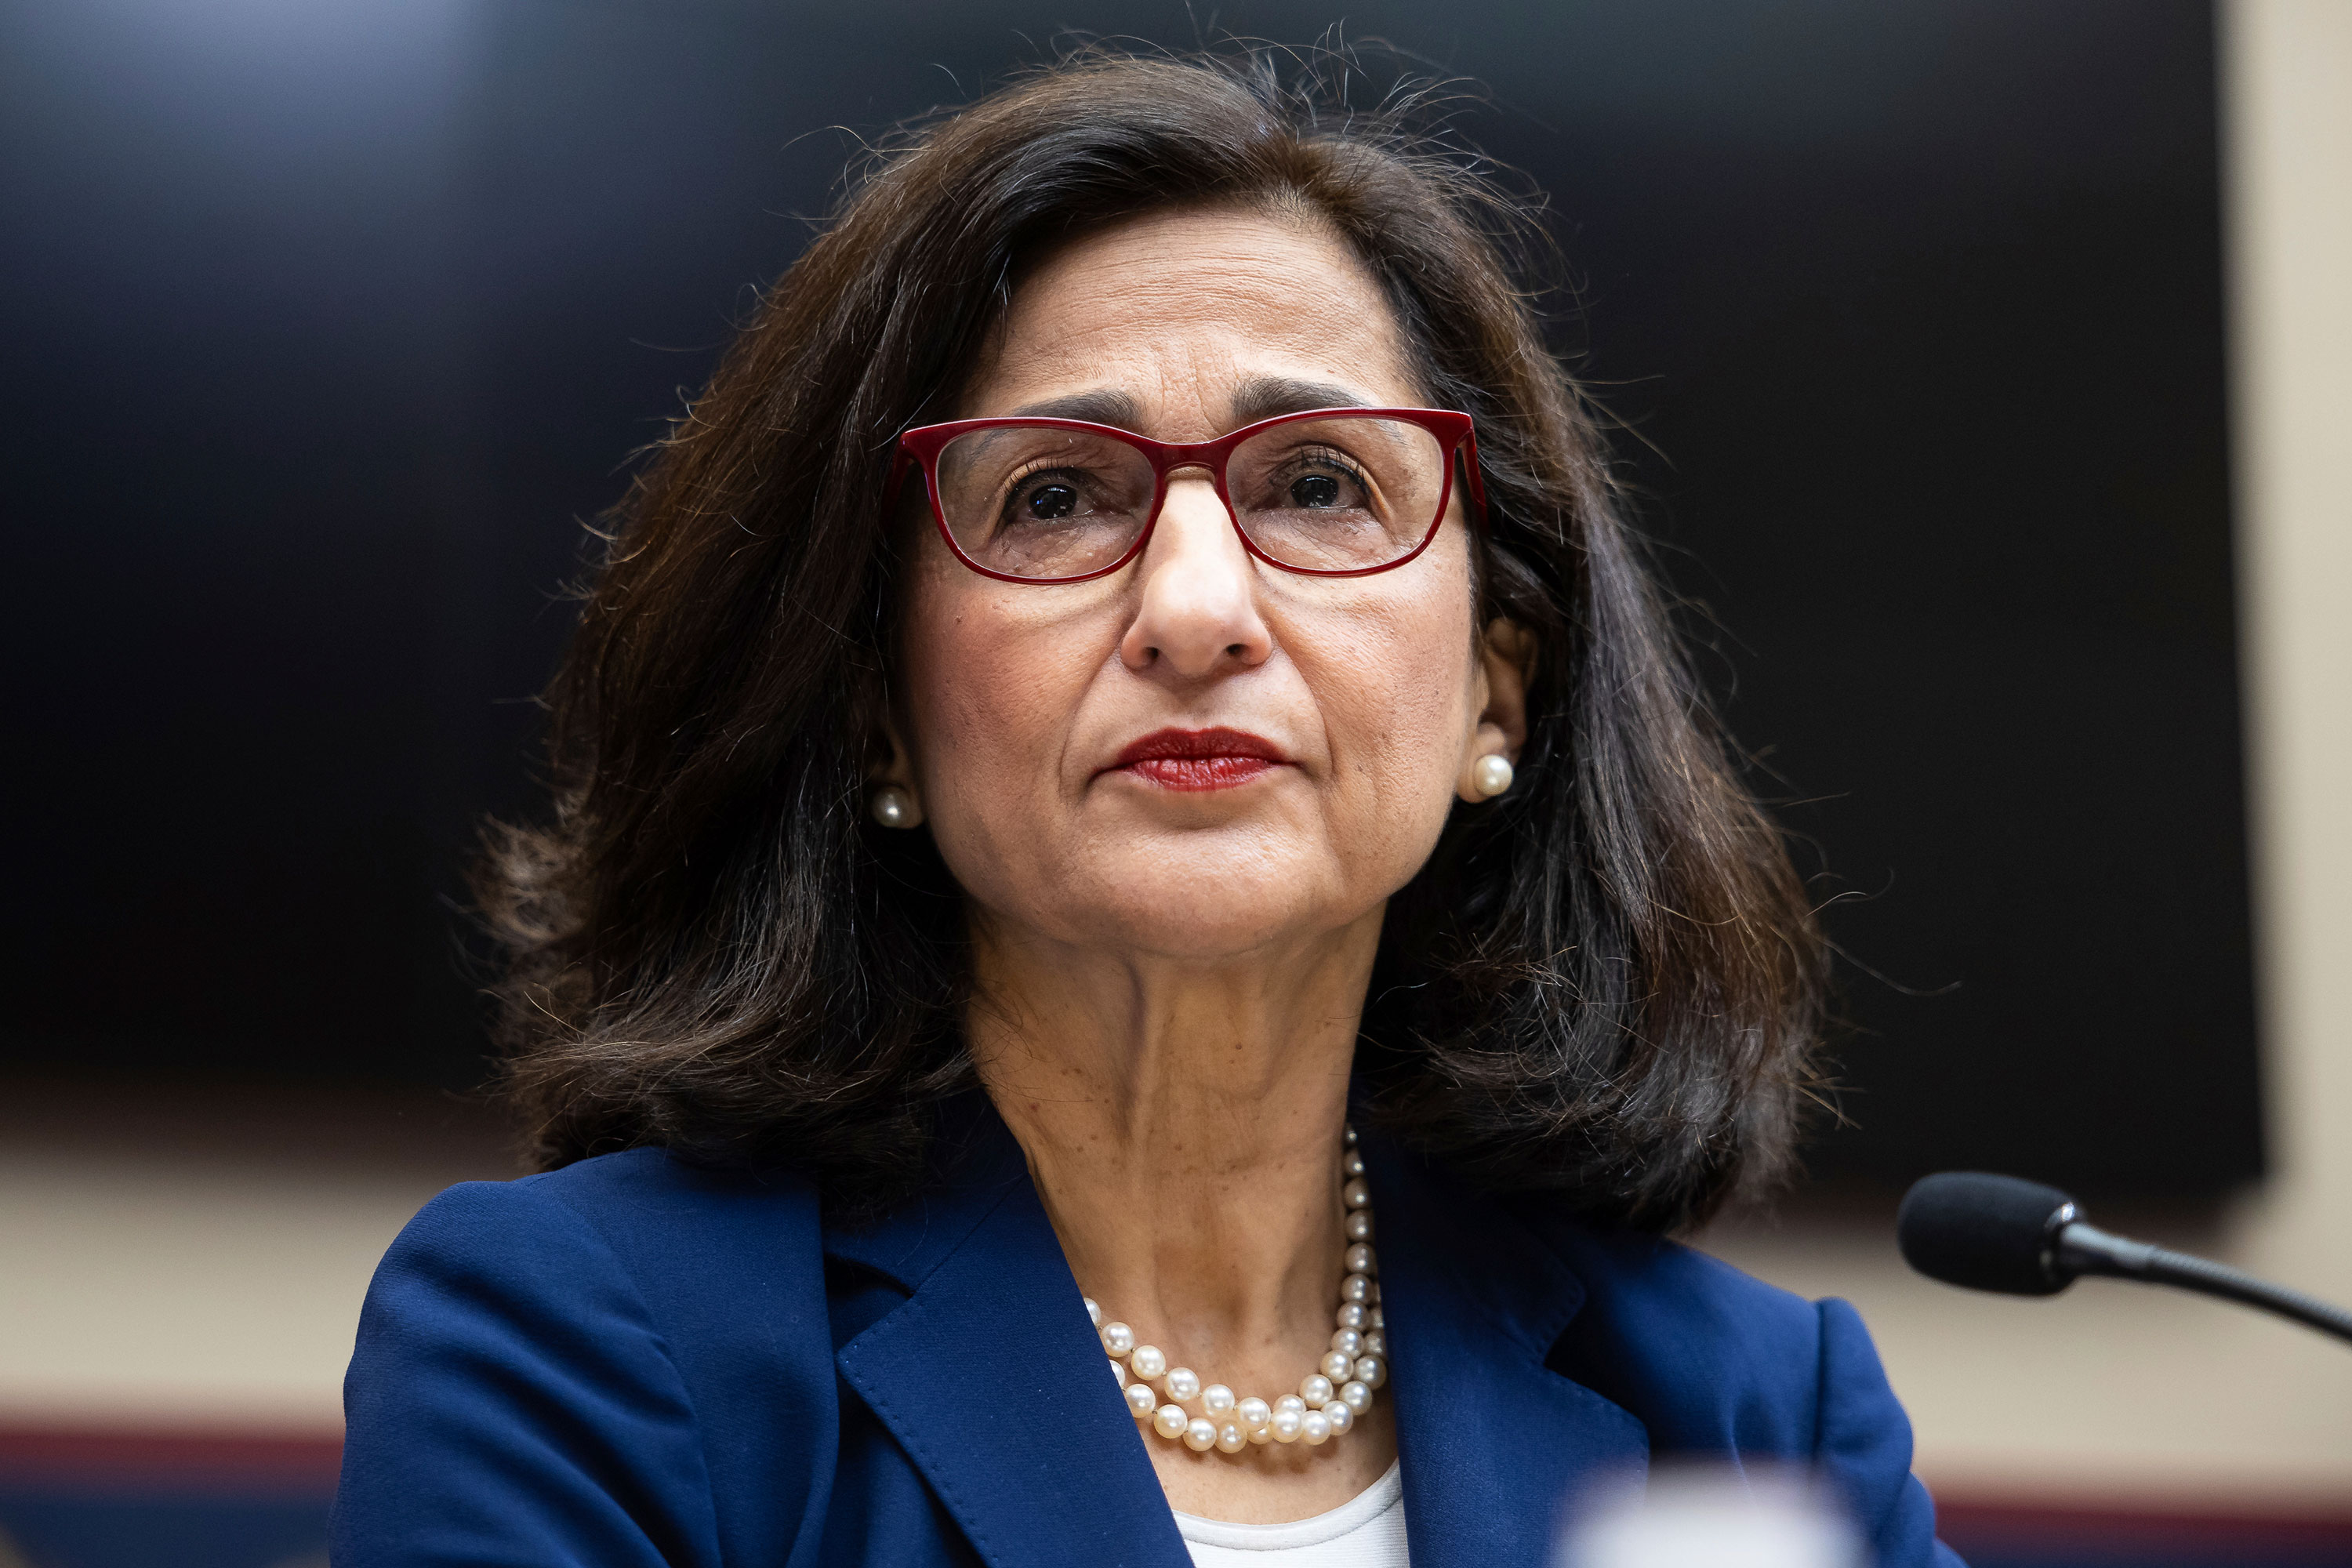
top-left (0, 1488), bottom-right (329, 1568)
top-left (3, 1476), bottom-right (2348, 1568)
top-left (1937, 1498), bottom-right (2352, 1568)
top-left (1961, 1554), bottom-right (2347, 1568)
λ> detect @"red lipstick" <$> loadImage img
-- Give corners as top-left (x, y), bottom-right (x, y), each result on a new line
top-left (1109, 728), bottom-right (1292, 791)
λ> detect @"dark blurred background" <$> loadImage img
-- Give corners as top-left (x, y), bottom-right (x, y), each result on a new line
top-left (1, 0), bottom-right (2256, 1202)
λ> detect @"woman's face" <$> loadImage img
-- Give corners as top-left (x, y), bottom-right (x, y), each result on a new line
top-left (894, 207), bottom-right (1518, 962)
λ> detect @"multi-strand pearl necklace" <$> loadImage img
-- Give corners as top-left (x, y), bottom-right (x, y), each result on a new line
top-left (1090, 1125), bottom-right (1388, 1457)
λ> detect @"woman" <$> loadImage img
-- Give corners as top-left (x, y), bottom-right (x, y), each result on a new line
top-left (334, 50), bottom-right (1960, 1568)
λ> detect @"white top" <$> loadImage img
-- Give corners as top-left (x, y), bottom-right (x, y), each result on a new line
top-left (1172, 1461), bottom-right (1410, 1568)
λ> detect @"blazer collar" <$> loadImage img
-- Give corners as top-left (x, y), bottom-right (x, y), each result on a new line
top-left (1360, 1130), bottom-right (1650, 1567)
top-left (822, 1102), bottom-right (1647, 1568)
top-left (826, 1102), bottom-right (1192, 1568)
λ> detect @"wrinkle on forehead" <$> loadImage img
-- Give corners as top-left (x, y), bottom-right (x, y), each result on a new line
top-left (955, 207), bottom-right (1422, 435)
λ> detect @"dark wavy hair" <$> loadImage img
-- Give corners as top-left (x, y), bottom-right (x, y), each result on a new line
top-left (481, 46), bottom-right (1828, 1233)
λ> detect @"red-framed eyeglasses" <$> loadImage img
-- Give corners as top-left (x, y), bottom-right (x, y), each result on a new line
top-left (888, 407), bottom-right (1486, 584)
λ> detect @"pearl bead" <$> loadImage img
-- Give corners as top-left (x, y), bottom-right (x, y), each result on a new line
top-left (1130, 1345), bottom-right (1167, 1380)
top-left (1216, 1422), bottom-right (1248, 1454)
top-left (1345, 1211), bottom-right (1374, 1243)
top-left (1111, 1359), bottom-right (1127, 1386)
top-left (1236, 1397), bottom-right (1270, 1430)
top-left (1202, 1384), bottom-right (1236, 1417)
top-left (1153, 1404), bottom-right (1189, 1439)
top-left (1084, 1297), bottom-right (1102, 1327)
top-left (1320, 1351), bottom-right (1354, 1382)
top-left (1300, 1374), bottom-right (1334, 1406)
top-left (1127, 1382), bottom-right (1160, 1419)
top-left (1163, 1367), bottom-right (1200, 1402)
top-left (1184, 1417), bottom-right (1218, 1452)
top-left (1101, 1322), bottom-right (1135, 1356)
top-left (1345, 1243), bottom-right (1376, 1276)
top-left (869, 785), bottom-right (917, 827)
top-left (1339, 1380), bottom-right (1372, 1413)
top-left (1248, 1424), bottom-right (1272, 1445)
top-left (1354, 1355), bottom-right (1386, 1389)
top-left (1341, 1274), bottom-right (1373, 1304)
top-left (1336, 1302), bottom-right (1367, 1330)
top-left (1322, 1400), bottom-right (1354, 1435)
top-left (1270, 1407), bottom-right (1304, 1443)
top-left (1369, 1307), bottom-right (1385, 1329)
top-left (1472, 753), bottom-right (1514, 797)
top-left (1344, 1126), bottom-right (1358, 1146)
top-left (1331, 1330), bottom-right (1363, 1357)
top-left (1343, 1151), bottom-right (1365, 1177)
top-left (1274, 1395), bottom-right (1305, 1417)
top-left (1363, 1331), bottom-right (1385, 1357)
top-left (1301, 1410), bottom-right (1332, 1445)
top-left (1341, 1178), bottom-right (1370, 1209)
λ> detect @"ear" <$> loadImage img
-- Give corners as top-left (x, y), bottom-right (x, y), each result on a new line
top-left (854, 666), bottom-right (926, 826)
top-left (1456, 618), bottom-right (1537, 804)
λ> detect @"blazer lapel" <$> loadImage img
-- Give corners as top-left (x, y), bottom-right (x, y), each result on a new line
top-left (826, 1106), bottom-right (1192, 1568)
top-left (825, 1106), bottom-right (1646, 1568)
top-left (1363, 1132), bottom-right (1651, 1568)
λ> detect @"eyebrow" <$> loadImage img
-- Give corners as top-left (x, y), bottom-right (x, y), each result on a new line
top-left (1007, 389), bottom-right (1146, 426)
top-left (1004, 376), bottom-right (1371, 434)
top-left (1226, 376), bottom-right (1370, 425)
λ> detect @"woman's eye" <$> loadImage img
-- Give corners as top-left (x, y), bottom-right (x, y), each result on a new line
top-left (1022, 481), bottom-right (1080, 520)
top-left (1290, 474), bottom-right (1344, 510)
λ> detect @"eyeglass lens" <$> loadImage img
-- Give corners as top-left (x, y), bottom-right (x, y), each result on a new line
top-left (931, 416), bottom-right (1451, 579)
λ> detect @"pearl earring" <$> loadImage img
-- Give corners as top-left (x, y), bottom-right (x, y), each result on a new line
top-left (1472, 753), bottom-right (1514, 799)
top-left (869, 785), bottom-right (919, 828)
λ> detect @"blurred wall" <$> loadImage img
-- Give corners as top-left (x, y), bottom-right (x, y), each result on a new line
top-left (0, 0), bottom-right (2346, 1512)
top-left (0, 0), bottom-right (2265, 1204)
top-left (1708, 0), bottom-right (2352, 1506)
top-left (0, 1081), bottom-right (506, 1428)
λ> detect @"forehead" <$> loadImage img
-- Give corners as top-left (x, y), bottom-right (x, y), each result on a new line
top-left (955, 206), bottom-right (1423, 430)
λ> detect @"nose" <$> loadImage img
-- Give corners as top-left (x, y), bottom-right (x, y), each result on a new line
top-left (1118, 472), bottom-right (1273, 680)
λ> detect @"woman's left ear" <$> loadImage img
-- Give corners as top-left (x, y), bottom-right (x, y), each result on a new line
top-left (1457, 618), bottom-right (1537, 804)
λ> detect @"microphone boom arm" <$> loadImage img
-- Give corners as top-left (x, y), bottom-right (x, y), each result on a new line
top-left (2059, 1223), bottom-right (2352, 1346)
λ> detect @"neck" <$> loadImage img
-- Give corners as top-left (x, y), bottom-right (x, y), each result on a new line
top-left (968, 902), bottom-right (1401, 1519)
top-left (968, 904), bottom-right (1377, 1394)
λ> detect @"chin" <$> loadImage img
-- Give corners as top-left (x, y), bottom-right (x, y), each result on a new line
top-left (1036, 838), bottom-right (1375, 960)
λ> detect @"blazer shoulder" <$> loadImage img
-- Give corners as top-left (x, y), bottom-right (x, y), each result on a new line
top-left (1568, 1225), bottom-right (1824, 1356)
top-left (495, 1148), bottom-right (834, 1338)
top-left (339, 1151), bottom-right (841, 1568)
top-left (371, 1145), bottom-right (834, 1372)
top-left (516, 1144), bottom-right (822, 1240)
top-left (1522, 1214), bottom-right (1849, 1450)
top-left (372, 1147), bottom-right (824, 1299)
top-left (1519, 1214), bottom-right (1952, 1565)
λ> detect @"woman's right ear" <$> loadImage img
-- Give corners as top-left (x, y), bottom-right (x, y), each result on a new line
top-left (869, 732), bottom-right (924, 827)
top-left (863, 702), bottom-right (924, 829)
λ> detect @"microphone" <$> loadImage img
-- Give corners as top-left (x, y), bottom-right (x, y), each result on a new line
top-left (1896, 1171), bottom-right (2352, 1346)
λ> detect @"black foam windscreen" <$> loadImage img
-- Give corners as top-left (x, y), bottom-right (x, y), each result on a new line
top-left (1896, 1171), bottom-right (2078, 1297)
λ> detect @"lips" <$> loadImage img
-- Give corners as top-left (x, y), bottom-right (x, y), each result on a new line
top-left (1108, 727), bottom-right (1293, 792)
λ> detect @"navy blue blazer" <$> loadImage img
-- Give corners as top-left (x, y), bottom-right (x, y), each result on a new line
top-left (333, 1105), bottom-right (1963, 1566)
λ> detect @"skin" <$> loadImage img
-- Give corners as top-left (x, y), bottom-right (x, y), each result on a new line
top-left (882, 207), bottom-right (1532, 1523)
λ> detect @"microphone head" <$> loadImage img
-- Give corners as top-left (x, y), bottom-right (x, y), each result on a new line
top-left (1896, 1171), bottom-right (2079, 1296)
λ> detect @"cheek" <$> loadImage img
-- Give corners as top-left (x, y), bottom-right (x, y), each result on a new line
top-left (898, 564), bottom-right (1101, 835)
top-left (1329, 626), bottom-right (1472, 761)
top-left (1289, 579), bottom-right (1480, 855)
